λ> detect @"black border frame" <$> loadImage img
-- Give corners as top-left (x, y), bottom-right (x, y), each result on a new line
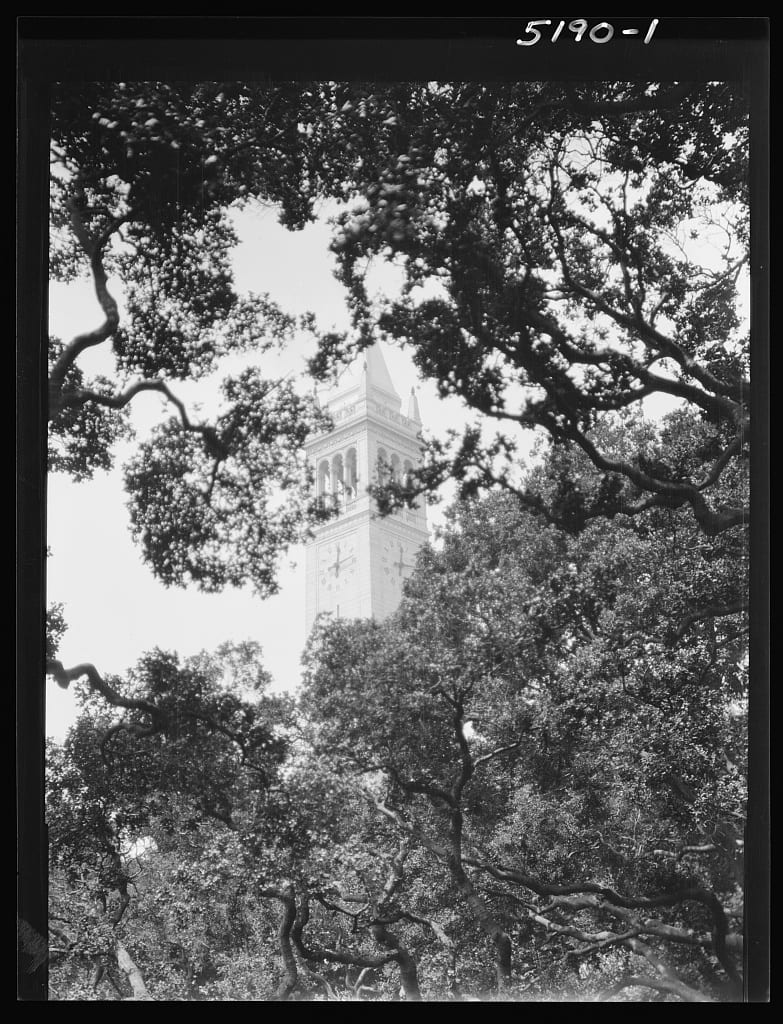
top-left (17, 17), bottom-right (769, 1002)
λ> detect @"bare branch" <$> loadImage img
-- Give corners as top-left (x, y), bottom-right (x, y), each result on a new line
top-left (291, 892), bottom-right (399, 971)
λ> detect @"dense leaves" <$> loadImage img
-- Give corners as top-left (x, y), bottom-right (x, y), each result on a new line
top-left (299, 486), bottom-right (746, 1000)
top-left (48, 81), bottom-right (354, 586)
top-left (311, 82), bottom-right (749, 536)
top-left (48, 482), bottom-right (747, 999)
top-left (124, 372), bottom-right (329, 594)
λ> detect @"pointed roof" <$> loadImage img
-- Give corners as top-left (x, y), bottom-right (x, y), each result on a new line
top-left (364, 342), bottom-right (399, 401)
top-left (327, 341), bottom-right (401, 411)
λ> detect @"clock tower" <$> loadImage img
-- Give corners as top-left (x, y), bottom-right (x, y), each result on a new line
top-left (305, 343), bottom-right (429, 632)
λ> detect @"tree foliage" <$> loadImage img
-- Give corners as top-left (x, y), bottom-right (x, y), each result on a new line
top-left (45, 80), bottom-right (750, 1002)
top-left (310, 82), bottom-right (749, 536)
top-left (300, 489), bottom-right (746, 1000)
top-left (48, 81), bottom-right (368, 593)
top-left (48, 481), bottom-right (746, 1000)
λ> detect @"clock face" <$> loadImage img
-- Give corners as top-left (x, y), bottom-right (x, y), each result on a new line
top-left (318, 537), bottom-right (357, 593)
top-left (381, 537), bottom-right (415, 587)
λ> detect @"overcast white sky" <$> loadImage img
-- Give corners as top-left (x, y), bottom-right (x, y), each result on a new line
top-left (46, 200), bottom-right (484, 741)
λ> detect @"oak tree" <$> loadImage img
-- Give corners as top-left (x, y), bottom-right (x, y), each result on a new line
top-left (301, 484), bottom-right (746, 1000)
top-left (312, 82), bottom-right (749, 536)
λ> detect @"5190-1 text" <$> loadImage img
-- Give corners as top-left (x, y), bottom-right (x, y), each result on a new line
top-left (516, 19), bottom-right (659, 45)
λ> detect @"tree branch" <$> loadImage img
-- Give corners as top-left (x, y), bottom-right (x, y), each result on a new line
top-left (600, 973), bottom-right (712, 1003)
top-left (49, 202), bottom-right (127, 391)
top-left (565, 426), bottom-right (747, 535)
top-left (473, 737), bottom-right (525, 771)
top-left (565, 84), bottom-right (693, 117)
top-left (546, 201), bottom-right (746, 407)
top-left (675, 600), bottom-right (748, 639)
top-left (116, 939), bottom-right (152, 1000)
top-left (291, 892), bottom-right (399, 971)
top-left (466, 858), bottom-right (740, 988)
top-left (450, 699), bottom-right (474, 803)
top-left (60, 379), bottom-right (230, 458)
top-left (46, 659), bottom-right (163, 722)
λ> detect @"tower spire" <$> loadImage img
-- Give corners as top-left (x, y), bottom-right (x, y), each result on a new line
top-left (326, 341), bottom-right (400, 411)
top-left (363, 342), bottom-right (399, 406)
top-left (407, 386), bottom-right (421, 424)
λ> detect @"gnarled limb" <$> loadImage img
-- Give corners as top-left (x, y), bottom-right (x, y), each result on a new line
top-left (47, 657), bottom-right (270, 783)
top-left (565, 426), bottom-right (748, 536)
top-left (49, 201), bottom-right (128, 395)
top-left (368, 840), bottom-right (422, 1000)
top-left (290, 892), bottom-right (398, 972)
top-left (468, 859), bottom-right (741, 992)
top-left (46, 658), bottom-right (163, 721)
top-left (369, 791), bottom-right (513, 989)
top-left (258, 884), bottom-right (300, 999)
top-left (600, 974), bottom-right (712, 1002)
top-left (287, 852), bottom-right (423, 1001)
top-left (57, 378), bottom-right (230, 460)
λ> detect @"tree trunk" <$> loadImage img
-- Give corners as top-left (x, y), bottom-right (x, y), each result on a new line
top-left (274, 887), bottom-right (300, 1000)
top-left (449, 863), bottom-right (512, 989)
top-left (447, 810), bottom-right (512, 990)
top-left (369, 922), bottom-right (422, 1001)
top-left (116, 940), bottom-right (152, 1000)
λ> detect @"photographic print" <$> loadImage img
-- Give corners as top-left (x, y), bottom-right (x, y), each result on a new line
top-left (18, 19), bottom-right (768, 1002)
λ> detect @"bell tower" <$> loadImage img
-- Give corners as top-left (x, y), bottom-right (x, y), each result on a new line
top-left (305, 343), bottom-right (429, 633)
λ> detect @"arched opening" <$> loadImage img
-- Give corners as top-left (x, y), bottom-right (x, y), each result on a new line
top-left (345, 448), bottom-right (358, 501)
top-left (332, 453), bottom-right (345, 509)
top-left (317, 460), bottom-right (331, 514)
top-left (390, 453), bottom-right (401, 483)
top-left (318, 460), bottom-right (331, 496)
top-left (377, 447), bottom-right (389, 485)
top-left (403, 459), bottom-right (416, 509)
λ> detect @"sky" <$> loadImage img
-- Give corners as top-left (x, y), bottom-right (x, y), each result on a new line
top-left (46, 200), bottom-right (483, 741)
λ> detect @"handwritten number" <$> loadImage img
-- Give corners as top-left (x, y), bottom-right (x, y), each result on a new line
top-left (644, 19), bottom-right (659, 44)
top-left (516, 19), bottom-right (551, 46)
top-left (589, 22), bottom-right (614, 43)
top-left (517, 19), bottom-right (657, 46)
